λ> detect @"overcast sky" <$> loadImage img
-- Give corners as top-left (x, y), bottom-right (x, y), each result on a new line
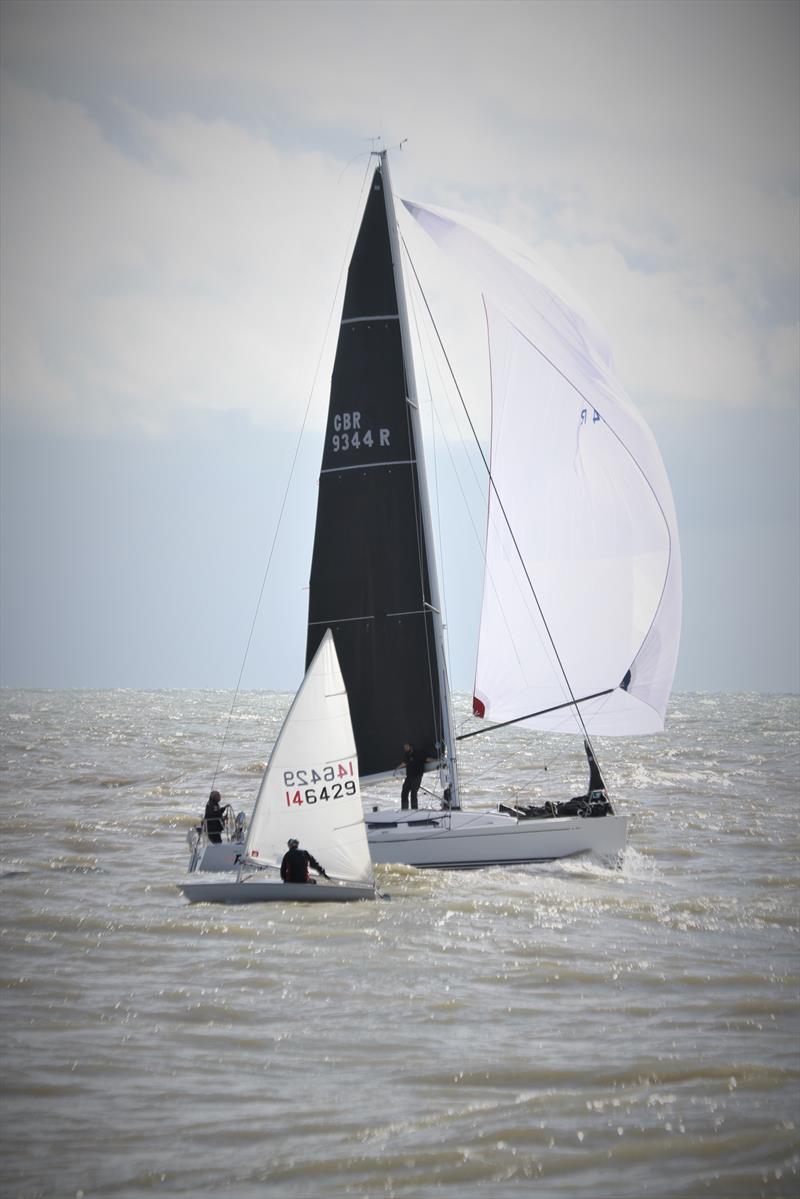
top-left (1, 0), bottom-right (798, 694)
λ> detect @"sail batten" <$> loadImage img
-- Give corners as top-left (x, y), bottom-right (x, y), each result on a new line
top-left (319, 458), bottom-right (417, 475)
top-left (341, 314), bottom-right (400, 325)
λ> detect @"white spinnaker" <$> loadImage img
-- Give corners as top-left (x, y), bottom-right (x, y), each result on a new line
top-left (404, 201), bottom-right (681, 735)
top-left (244, 630), bottom-right (373, 883)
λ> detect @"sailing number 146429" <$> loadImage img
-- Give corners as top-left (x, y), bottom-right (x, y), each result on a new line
top-left (283, 758), bottom-right (356, 806)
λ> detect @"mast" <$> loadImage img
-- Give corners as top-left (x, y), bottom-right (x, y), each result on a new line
top-left (379, 150), bottom-right (460, 808)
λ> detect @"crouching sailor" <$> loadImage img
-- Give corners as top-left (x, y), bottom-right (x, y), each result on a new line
top-left (280, 837), bottom-right (329, 884)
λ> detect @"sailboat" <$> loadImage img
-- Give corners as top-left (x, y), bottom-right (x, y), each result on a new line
top-left (303, 150), bottom-right (681, 869)
top-left (190, 148), bottom-right (680, 874)
top-left (180, 630), bottom-right (377, 902)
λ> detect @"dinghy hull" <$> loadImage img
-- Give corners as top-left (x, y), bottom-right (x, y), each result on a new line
top-left (179, 878), bottom-right (375, 904)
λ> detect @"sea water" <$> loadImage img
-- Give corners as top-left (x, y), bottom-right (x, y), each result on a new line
top-left (0, 691), bottom-right (797, 1199)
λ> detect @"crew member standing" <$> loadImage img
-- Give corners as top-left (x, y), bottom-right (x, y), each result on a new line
top-left (204, 790), bottom-right (225, 844)
top-left (399, 742), bottom-right (430, 811)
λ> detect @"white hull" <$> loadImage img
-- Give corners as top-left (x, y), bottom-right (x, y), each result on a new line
top-left (190, 840), bottom-right (246, 873)
top-left (365, 809), bottom-right (627, 869)
top-left (179, 877), bottom-right (375, 904)
top-left (190, 810), bottom-right (627, 874)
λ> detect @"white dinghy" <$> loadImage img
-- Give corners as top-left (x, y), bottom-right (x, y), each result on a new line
top-left (180, 631), bottom-right (377, 903)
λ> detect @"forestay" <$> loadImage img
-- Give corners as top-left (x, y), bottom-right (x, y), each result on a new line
top-left (404, 201), bottom-right (682, 736)
top-left (244, 631), bottom-right (373, 885)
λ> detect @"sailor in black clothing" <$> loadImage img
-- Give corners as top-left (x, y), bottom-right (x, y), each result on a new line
top-left (399, 742), bottom-right (429, 810)
top-left (280, 838), bottom-right (329, 883)
top-left (204, 790), bottom-right (225, 844)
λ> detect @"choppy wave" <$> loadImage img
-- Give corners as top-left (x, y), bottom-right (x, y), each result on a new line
top-left (0, 690), bottom-right (798, 1199)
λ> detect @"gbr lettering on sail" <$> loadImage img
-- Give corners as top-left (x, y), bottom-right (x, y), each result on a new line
top-left (330, 411), bottom-right (390, 454)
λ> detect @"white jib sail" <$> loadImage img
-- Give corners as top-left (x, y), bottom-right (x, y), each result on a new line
top-left (404, 201), bottom-right (681, 735)
top-left (244, 630), bottom-right (373, 884)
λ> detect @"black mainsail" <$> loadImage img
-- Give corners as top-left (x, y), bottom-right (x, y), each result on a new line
top-left (305, 166), bottom-right (445, 780)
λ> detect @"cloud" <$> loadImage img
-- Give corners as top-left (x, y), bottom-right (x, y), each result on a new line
top-left (1, 1), bottom-right (797, 694)
top-left (1, 0), bottom-right (797, 439)
top-left (530, 238), bottom-right (798, 411)
top-left (1, 77), bottom-right (366, 435)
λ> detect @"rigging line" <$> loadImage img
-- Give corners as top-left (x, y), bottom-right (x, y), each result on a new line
top-left (405, 242), bottom-right (454, 729)
top-left (455, 689), bottom-right (615, 740)
top-left (501, 308), bottom-right (676, 701)
top-left (401, 373), bottom-right (443, 758)
top-left (415, 296), bottom-right (543, 697)
top-left (210, 157), bottom-right (375, 791)
top-left (400, 237), bottom-right (596, 748)
top-left (402, 250), bottom-right (575, 716)
top-left (415, 320), bottom-right (551, 721)
top-left (413, 272), bottom-right (489, 516)
top-left (337, 148), bottom-right (372, 183)
top-left (400, 238), bottom-right (491, 483)
top-left (481, 297), bottom-right (589, 736)
top-left (411, 271), bottom-right (446, 625)
top-left (412, 300), bottom-right (534, 708)
top-left (391, 217), bottom-right (444, 765)
top-left (404, 244), bottom-right (540, 713)
top-left (398, 345), bottom-right (441, 760)
top-left (403, 241), bottom-right (574, 717)
top-left (407, 274), bottom-right (537, 728)
top-left (409, 251), bottom-right (485, 549)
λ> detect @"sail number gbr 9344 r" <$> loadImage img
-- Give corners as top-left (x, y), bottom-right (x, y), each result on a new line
top-left (330, 411), bottom-right (390, 454)
top-left (284, 758), bottom-right (357, 807)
